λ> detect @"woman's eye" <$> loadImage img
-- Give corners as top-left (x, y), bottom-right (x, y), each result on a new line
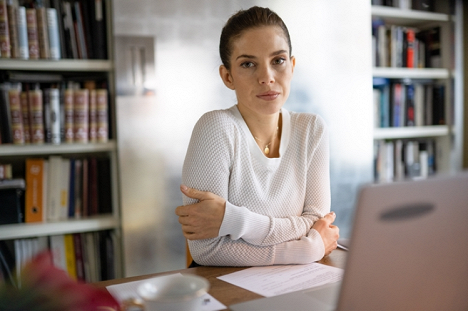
top-left (273, 58), bottom-right (286, 65)
top-left (241, 62), bottom-right (254, 68)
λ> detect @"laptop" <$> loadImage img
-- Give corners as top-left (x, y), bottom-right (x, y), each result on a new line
top-left (230, 172), bottom-right (468, 311)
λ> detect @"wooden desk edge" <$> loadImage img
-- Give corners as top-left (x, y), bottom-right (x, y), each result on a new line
top-left (94, 249), bottom-right (347, 309)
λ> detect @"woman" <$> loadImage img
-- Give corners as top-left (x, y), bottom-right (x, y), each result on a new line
top-left (175, 6), bottom-right (339, 266)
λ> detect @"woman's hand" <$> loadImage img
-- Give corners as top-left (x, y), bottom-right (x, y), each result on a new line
top-left (312, 212), bottom-right (340, 257)
top-left (175, 185), bottom-right (226, 240)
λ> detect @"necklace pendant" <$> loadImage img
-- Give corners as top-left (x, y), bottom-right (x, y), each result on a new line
top-left (264, 147), bottom-right (270, 155)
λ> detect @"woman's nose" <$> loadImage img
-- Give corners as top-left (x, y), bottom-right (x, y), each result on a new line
top-left (258, 65), bottom-right (275, 85)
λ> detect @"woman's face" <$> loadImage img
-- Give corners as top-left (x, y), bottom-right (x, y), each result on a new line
top-left (220, 26), bottom-right (295, 118)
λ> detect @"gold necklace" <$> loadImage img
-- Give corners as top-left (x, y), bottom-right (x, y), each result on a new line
top-left (254, 127), bottom-right (279, 155)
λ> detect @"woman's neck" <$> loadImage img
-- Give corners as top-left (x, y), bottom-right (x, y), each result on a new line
top-left (237, 104), bottom-right (282, 157)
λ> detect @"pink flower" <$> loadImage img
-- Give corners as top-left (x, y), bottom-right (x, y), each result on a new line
top-left (0, 251), bottom-right (120, 311)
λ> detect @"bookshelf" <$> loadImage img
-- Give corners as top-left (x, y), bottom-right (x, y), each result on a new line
top-left (0, 0), bottom-right (122, 283)
top-left (371, 0), bottom-right (464, 182)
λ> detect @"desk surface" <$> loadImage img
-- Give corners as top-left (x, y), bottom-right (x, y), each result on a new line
top-left (95, 249), bottom-right (347, 309)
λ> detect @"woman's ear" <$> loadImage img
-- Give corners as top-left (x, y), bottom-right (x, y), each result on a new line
top-left (219, 65), bottom-right (235, 90)
top-left (290, 56), bottom-right (296, 74)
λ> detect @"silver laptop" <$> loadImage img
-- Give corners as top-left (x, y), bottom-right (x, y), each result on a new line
top-left (230, 172), bottom-right (468, 311)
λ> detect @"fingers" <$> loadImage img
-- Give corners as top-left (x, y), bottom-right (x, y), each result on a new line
top-left (322, 211), bottom-right (336, 224)
top-left (180, 185), bottom-right (213, 201)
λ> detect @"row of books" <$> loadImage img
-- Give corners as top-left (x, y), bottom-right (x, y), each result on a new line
top-left (372, 0), bottom-right (436, 11)
top-left (373, 78), bottom-right (445, 128)
top-left (23, 156), bottom-right (113, 223)
top-left (0, 81), bottom-right (109, 145)
top-left (0, 0), bottom-right (107, 60)
top-left (374, 138), bottom-right (436, 183)
top-left (372, 23), bottom-right (441, 69)
top-left (0, 230), bottom-right (117, 285)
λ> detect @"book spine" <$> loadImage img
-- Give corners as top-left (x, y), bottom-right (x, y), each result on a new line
top-left (47, 155), bottom-right (62, 221)
top-left (405, 84), bottom-right (415, 126)
top-left (89, 89), bottom-right (97, 142)
top-left (73, 1), bottom-right (87, 59)
top-left (96, 89), bottom-right (108, 143)
top-left (26, 8), bottom-right (39, 59)
top-left (64, 88), bottom-right (74, 143)
top-left (8, 88), bottom-right (24, 144)
top-left (16, 7), bottom-right (28, 59)
top-left (0, 83), bottom-right (13, 143)
top-left (89, 157), bottom-right (98, 215)
top-left (74, 159), bottom-right (82, 218)
top-left (62, 1), bottom-right (78, 59)
top-left (25, 158), bottom-right (44, 223)
top-left (0, 0), bottom-right (10, 58)
top-left (28, 89), bottom-right (44, 144)
top-left (74, 89), bottom-right (89, 143)
top-left (6, 3), bottom-right (18, 58)
top-left (50, 0), bottom-right (67, 58)
top-left (21, 91), bottom-right (31, 144)
top-left (81, 158), bottom-right (88, 216)
top-left (49, 88), bottom-right (61, 144)
top-left (60, 159), bottom-right (70, 219)
top-left (43, 88), bottom-right (52, 143)
top-left (73, 233), bottom-right (85, 282)
top-left (406, 28), bottom-right (415, 68)
top-left (36, 7), bottom-right (50, 59)
top-left (92, 0), bottom-right (106, 59)
top-left (46, 8), bottom-right (60, 60)
top-left (68, 158), bottom-right (75, 218)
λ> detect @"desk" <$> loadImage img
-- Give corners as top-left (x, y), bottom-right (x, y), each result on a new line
top-left (95, 249), bottom-right (347, 309)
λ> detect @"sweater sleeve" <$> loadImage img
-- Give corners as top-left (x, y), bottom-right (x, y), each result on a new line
top-left (218, 114), bottom-right (331, 246)
top-left (183, 111), bottom-right (325, 266)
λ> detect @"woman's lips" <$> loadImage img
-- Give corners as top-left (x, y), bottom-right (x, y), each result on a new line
top-left (256, 91), bottom-right (280, 101)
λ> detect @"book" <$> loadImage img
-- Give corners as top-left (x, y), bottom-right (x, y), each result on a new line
top-left (90, 0), bottom-right (107, 59)
top-left (49, 0), bottom-right (67, 58)
top-left (89, 89), bottom-right (97, 142)
top-left (405, 28), bottom-right (415, 68)
top-left (68, 158), bottom-right (76, 217)
top-left (48, 88), bottom-right (61, 144)
top-left (6, 3), bottom-right (18, 58)
top-left (424, 84), bottom-right (433, 125)
top-left (47, 155), bottom-right (63, 221)
top-left (414, 83), bottom-right (424, 126)
top-left (36, 7), bottom-right (50, 59)
top-left (0, 0), bottom-right (10, 58)
top-left (43, 87), bottom-right (52, 143)
top-left (97, 157), bottom-right (112, 214)
top-left (62, 1), bottom-right (78, 59)
top-left (74, 159), bottom-right (82, 217)
top-left (16, 6), bottom-right (29, 59)
top-left (0, 83), bottom-right (13, 144)
top-left (74, 89), bottom-right (89, 143)
top-left (0, 178), bottom-right (25, 225)
top-left (432, 84), bottom-right (445, 125)
top-left (46, 8), bottom-right (61, 59)
top-left (25, 158), bottom-right (46, 222)
top-left (0, 163), bottom-right (12, 179)
top-left (81, 158), bottom-right (88, 216)
top-left (84, 232), bottom-right (98, 282)
top-left (96, 89), bottom-right (108, 142)
top-left (0, 240), bottom-right (17, 287)
top-left (28, 88), bottom-right (45, 144)
top-left (60, 158), bottom-right (71, 219)
top-left (78, 0), bottom-right (93, 59)
top-left (73, 233), bottom-right (85, 281)
top-left (73, 1), bottom-right (87, 59)
top-left (50, 234), bottom-right (67, 272)
top-left (88, 157), bottom-right (98, 215)
top-left (26, 8), bottom-right (39, 59)
top-left (8, 87), bottom-right (24, 145)
top-left (20, 91), bottom-right (31, 143)
top-left (64, 88), bottom-right (74, 143)
top-left (405, 83), bottom-right (415, 126)
top-left (64, 234), bottom-right (77, 279)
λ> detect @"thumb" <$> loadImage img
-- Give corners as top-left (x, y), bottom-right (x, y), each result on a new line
top-left (180, 185), bottom-right (210, 201)
top-left (322, 211), bottom-right (336, 224)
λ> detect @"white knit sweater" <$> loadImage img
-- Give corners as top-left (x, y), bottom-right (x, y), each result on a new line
top-left (182, 105), bottom-right (330, 266)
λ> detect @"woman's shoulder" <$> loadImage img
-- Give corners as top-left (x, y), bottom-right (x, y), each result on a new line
top-left (192, 107), bottom-right (239, 135)
top-left (289, 111), bottom-right (327, 132)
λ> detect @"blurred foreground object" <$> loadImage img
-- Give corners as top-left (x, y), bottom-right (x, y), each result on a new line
top-left (0, 251), bottom-right (119, 311)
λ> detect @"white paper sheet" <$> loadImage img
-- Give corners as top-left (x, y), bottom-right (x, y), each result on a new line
top-left (106, 273), bottom-right (226, 311)
top-left (217, 263), bottom-right (343, 297)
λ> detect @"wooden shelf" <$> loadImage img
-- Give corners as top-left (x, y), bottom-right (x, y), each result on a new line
top-left (0, 59), bottom-right (113, 71)
top-left (0, 141), bottom-right (116, 156)
top-left (373, 67), bottom-right (449, 79)
top-left (371, 6), bottom-right (449, 25)
top-left (0, 215), bottom-right (119, 240)
top-left (373, 125), bottom-right (449, 139)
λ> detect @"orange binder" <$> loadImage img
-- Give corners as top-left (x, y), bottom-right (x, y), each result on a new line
top-left (25, 158), bottom-right (45, 222)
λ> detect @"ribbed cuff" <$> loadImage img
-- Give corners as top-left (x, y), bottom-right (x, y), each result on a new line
top-left (218, 201), bottom-right (270, 245)
top-left (273, 229), bottom-right (325, 265)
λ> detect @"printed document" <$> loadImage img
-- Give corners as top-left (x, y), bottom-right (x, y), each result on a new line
top-left (217, 263), bottom-right (343, 297)
top-left (106, 273), bottom-right (226, 311)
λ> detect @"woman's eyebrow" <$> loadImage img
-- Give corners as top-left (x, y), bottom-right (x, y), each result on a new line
top-left (236, 50), bottom-right (288, 61)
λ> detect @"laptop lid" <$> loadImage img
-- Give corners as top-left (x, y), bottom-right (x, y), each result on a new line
top-left (336, 172), bottom-right (468, 311)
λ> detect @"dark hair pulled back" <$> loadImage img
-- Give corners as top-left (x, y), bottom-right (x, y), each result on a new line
top-left (219, 6), bottom-right (292, 70)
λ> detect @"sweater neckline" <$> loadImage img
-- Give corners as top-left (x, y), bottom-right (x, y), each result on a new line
top-left (229, 105), bottom-right (291, 168)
